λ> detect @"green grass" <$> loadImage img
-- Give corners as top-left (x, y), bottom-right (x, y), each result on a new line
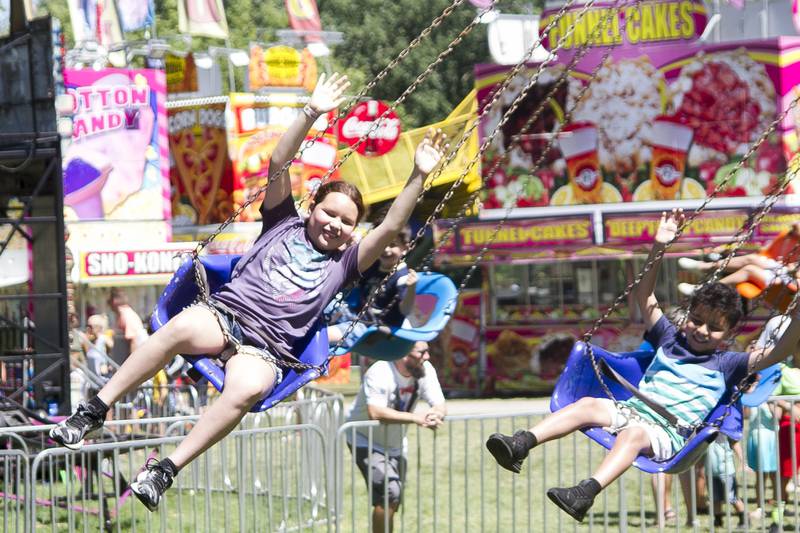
top-left (12, 409), bottom-right (797, 531)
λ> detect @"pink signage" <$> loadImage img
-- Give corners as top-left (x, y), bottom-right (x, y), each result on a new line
top-left (63, 69), bottom-right (170, 223)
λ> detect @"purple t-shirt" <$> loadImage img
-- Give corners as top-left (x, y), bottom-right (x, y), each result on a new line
top-left (212, 196), bottom-right (360, 361)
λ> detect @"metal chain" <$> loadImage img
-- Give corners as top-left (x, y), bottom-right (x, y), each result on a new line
top-left (581, 95), bottom-right (800, 349)
top-left (328, 0), bottom-right (602, 354)
top-left (417, 0), bottom-right (637, 404)
top-left (190, 0), bottom-right (473, 261)
top-left (293, 0), bottom-right (497, 208)
top-left (187, 0), bottom-right (477, 371)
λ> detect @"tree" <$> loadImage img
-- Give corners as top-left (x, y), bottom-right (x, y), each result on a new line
top-left (319, 0), bottom-right (491, 128)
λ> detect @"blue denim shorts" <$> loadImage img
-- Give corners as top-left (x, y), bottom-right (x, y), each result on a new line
top-left (193, 300), bottom-right (283, 386)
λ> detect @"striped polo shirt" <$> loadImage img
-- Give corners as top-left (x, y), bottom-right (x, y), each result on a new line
top-left (622, 315), bottom-right (750, 451)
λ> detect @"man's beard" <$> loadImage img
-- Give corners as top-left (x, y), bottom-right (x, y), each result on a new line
top-left (409, 363), bottom-right (426, 379)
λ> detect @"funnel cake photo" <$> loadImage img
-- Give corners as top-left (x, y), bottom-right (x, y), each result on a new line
top-left (570, 57), bottom-right (665, 176)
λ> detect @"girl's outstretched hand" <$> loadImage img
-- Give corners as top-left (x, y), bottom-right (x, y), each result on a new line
top-left (414, 128), bottom-right (448, 175)
top-left (308, 72), bottom-right (350, 114)
top-left (655, 208), bottom-right (684, 244)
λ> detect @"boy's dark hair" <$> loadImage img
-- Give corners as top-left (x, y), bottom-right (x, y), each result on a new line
top-left (396, 226), bottom-right (412, 246)
top-left (689, 282), bottom-right (743, 329)
top-left (312, 181), bottom-right (366, 223)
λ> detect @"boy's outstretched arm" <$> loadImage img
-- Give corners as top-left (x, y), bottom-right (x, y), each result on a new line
top-left (750, 314), bottom-right (800, 371)
top-left (398, 269), bottom-right (417, 316)
top-left (357, 130), bottom-right (447, 272)
top-left (261, 73), bottom-right (350, 212)
top-left (632, 209), bottom-right (684, 330)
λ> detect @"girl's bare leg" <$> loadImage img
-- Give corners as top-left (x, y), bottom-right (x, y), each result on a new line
top-left (166, 352), bottom-right (277, 469)
top-left (698, 254), bottom-right (779, 273)
top-left (719, 264), bottom-right (771, 288)
top-left (97, 306), bottom-right (226, 406)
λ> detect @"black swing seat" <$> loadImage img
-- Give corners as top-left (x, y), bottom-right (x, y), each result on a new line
top-left (550, 342), bottom-right (743, 474)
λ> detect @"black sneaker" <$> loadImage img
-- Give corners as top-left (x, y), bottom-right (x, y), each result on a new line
top-left (130, 458), bottom-right (174, 512)
top-left (49, 402), bottom-right (104, 450)
top-left (546, 481), bottom-right (596, 522)
top-left (486, 430), bottom-right (531, 473)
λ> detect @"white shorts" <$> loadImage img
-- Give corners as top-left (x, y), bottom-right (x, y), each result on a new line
top-left (598, 398), bottom-right (674, 461)
top-left (762, 259), bottom-right (792, 286)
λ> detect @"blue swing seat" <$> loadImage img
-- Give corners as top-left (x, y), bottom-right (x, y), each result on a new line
top-left (741, 363), bottom-right (782, 407)
top-left (331, 272), bottom-right (459, 360)
top-left (550, 341), bottom-right (743, 474)
top-left (151, 255), bottom-right (330, 412)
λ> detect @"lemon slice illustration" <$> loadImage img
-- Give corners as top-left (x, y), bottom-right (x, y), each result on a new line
top-left (600, 183), bottom-right (622, 203)
top-left (632, 178), bottom-right (707, 201)
top-left (632, 180), bottom-right (653, 202)
top-left (550, 185), bottom-right (574, 206)
top-left (680, 178), bottom-right (706, 199)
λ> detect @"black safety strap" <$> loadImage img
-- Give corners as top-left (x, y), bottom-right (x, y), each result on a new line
top-left (598, 359), bottom-right (680, 428)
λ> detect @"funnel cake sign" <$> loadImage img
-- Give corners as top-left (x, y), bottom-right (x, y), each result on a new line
top-left (62, 69), bottom-right (169, 222)
top-left (476, 35), bottom-right (799, 210)
top-left (540, 0), bottom-right (708, 49)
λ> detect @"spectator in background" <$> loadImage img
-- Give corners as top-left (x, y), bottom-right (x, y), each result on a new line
top-left (84, 314), bottom-right (115, 380)
top-left (344, 341), bottom-right (446, 533)
top-left (107, 288), bottom-right (149, 355)
top-left (708, 436), bottom-right (745, 528)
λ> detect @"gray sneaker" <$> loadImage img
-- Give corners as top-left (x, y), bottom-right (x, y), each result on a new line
top-left (49, 402), bottom-right (104, 450)
top-left (130, 459), bottom-right (174, 511)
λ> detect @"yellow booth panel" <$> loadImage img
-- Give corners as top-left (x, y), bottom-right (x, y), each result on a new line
top-left (339, 90), bottom-right (481, 206)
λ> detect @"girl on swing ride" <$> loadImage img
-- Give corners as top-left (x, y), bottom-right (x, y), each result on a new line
top-left (677, 222), bottom-right (800, 297)
top-left (486, 209), bottom-right (800, 523)
top-left (50, 72), bottom-right (450, 511)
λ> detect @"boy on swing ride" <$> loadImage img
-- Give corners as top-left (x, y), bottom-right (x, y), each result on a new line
top-left (50, 73), bottom-right (449, 511)
top-left (486, 209), bottom-right (800, 522)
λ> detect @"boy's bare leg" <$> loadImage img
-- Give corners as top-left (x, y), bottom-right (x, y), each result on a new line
top-left (528, 397), bottom-right (614, 444)
top-left (590, 427), bottom-right (651, 487)
top-left (546, 426), bottom-right (651, 523)
top-left (486, 397), bottom-right (613, 474)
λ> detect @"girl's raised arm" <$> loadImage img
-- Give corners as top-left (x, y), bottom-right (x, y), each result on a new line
top-left (262, 73), bottom-right (350, 212)
top-left (357, 129), bottom-right (447, 272)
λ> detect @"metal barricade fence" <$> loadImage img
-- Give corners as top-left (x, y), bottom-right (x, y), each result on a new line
top-left (114, 383), bottom-right (201, 420)
top-left (1, 449), bottom-right (27, 533)
top-left (22, 424), bottom-right (329, 533)
top-left (3, 394), bottom-right (800, 531)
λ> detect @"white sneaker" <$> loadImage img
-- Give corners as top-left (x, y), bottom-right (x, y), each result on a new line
top-left (707, 252), bottom-right (722, 261)
top-left (678, 257), bottom-right (703, 270)
top-left (749, 507), bottom-right (765, 521)
top-left (678, 283), bottom-right (697, 296)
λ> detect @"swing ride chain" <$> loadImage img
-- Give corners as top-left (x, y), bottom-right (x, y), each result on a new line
top-left (328, 0), bottom-right (600, 355)
top-left (321, 0), bottom-right (586, 327)
top-left (417, 0), bottom-right (637, 405)
top-left (578, 100), bottom-right (800, 412)
top-left (582, 96), bottom-right (800, 348)
top-left (188, 0), bottom-right (489, 353)
top-left (190, 0), bottom-right (476, 265)
top-left (420, 1), bottom-right (627, 275)
top-left (344, 0), bottom-right (613, 324)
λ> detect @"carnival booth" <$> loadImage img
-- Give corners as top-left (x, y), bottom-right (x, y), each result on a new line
top-left (429, 0), bottom-right (800, 396)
